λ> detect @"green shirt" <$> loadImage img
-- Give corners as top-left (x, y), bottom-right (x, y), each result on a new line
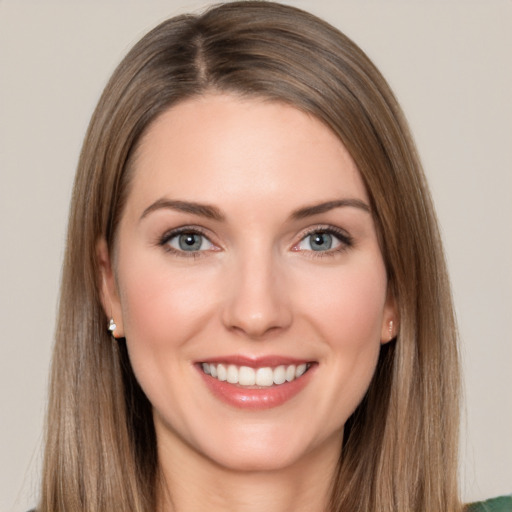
top-left (467, 495), bottom-right (512, 511)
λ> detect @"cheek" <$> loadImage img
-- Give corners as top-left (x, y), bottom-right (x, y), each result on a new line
top-left (309, 267), bottom-right (387, 426)
top-left (118, 246), bottom-right (217, 337)
top-left (295, 258), bottom-right (387, 398)
top-left (116, 251), bottom-right (221, 379)
top-left (115, 253), bottom-right (222, 425)
top-left (299, 259), bottom-right (388, 343)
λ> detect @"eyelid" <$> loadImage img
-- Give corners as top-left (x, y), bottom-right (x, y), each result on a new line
top-left (156, 223), bottom-right (353, 258)
top-left (291, 224), bottom-right (353, 254)
top-left (158, 225), bottom-right (220, 257)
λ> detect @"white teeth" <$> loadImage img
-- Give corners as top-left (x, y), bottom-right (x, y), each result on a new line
top-left (217, 364), bottom-right (227, 381)
top-left (296, 363), bottom-right (307, 378)
top-left (255, 367), bottom-right (273, 386)
top-left (273, 365), bottom-right (286, 385)
top-left (226, 364), bottom-right (238, 384)
top-left (202, 362), bottom-right (310, 387)
top-left (239, 366), bottom-right (256, 386)
top-left (285, 365), bottom-right (296, 382)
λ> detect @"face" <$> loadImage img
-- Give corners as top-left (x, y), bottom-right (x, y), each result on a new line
top-left (99, 94), bottom-right (396, 473)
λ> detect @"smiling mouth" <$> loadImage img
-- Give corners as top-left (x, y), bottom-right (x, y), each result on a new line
top-left (200, 362), bottom-right (312, 387)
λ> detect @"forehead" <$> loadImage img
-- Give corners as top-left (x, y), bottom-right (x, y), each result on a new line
top-left (127, 94), bottom-right (368, 215)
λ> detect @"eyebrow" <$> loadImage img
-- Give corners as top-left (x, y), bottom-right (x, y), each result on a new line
top-left (290, 199), bottom-right (371, 220)
top-left (140, 199), bottom-right (225, 222)
top-left (140, 197), bottom-right (370, 223)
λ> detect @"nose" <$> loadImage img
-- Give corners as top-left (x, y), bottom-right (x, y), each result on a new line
top-left (221, 252), bottom-right (293, 340)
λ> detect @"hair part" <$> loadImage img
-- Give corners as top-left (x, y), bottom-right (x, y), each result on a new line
top-left (40, 2), bottom-right (461, 511)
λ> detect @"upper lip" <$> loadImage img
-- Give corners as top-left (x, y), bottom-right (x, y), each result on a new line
top-left (198, 355), bottom-right (314, 368)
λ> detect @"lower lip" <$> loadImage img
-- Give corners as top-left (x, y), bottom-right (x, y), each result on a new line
top-left (198, 365), bottom-right (315, 410)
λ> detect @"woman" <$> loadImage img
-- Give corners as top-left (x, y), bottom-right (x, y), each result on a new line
top-left (35, 2), bottom-right (510, 511)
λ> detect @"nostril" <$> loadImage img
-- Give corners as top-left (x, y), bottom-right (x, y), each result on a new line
top-left (222, 299), bottom-right (292, 339)
top-left (228, 322), bottom-right (284, 340)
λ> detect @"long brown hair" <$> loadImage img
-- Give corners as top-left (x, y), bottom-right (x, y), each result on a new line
top-left (39, 2), bottom-right (461, 511)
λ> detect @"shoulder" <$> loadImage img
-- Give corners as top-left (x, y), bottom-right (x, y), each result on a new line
top-left (466, 495), bottom-right (512, 512)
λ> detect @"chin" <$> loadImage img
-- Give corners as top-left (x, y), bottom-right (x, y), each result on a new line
top-left (190, 420), bottom-right (340, 474)
top-left (204, 442), bottom-right (310, 473)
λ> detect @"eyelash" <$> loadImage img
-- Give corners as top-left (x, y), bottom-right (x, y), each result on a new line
top-left (157, 225), bottom-right (354, 258)
top-left (294, 225), bottom-right (354, 258)
top-left (158, 226), bottom-right (215, 259)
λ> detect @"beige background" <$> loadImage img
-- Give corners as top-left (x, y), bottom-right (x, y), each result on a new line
top-left (1, 1), bottom-right (511, 510)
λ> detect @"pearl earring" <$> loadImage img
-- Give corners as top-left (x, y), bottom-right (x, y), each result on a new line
top-left (388, 320), bottom-right (394, 341)
top-left (108, 318), bottom-right (117, 337)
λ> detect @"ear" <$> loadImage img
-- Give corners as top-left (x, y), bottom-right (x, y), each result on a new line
top-left (96, 238), bottom-right (124, 338)
top-left (380, 287), bottom-right (399, 344)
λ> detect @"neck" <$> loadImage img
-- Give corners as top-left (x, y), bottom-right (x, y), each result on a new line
top-left (156, 428), bottom-right (341, 512)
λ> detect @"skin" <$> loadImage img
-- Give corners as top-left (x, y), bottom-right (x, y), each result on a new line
top-left (99, 94), bottom-right (396, 512)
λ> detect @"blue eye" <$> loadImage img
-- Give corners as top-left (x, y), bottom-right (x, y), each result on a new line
top-left (296, 229), bottom-right (350, 253)
top-left (165, 231), bottom-right (214, 252)
top-left (307, 232), bottom-right (335, 251)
